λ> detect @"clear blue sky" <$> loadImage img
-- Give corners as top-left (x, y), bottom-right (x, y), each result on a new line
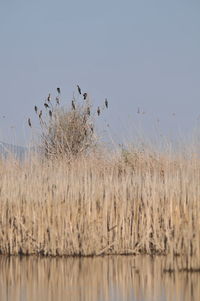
top-left (0, 0), bottom-right (200, 146)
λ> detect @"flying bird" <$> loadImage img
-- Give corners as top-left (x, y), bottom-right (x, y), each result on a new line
top-left (77, 85), bottom-right (81, 95)
top-left (34, 106), bottom-right (38, 113)
top-left (72, 100), bottom-right (76, 110)
top-left (97, 107), bottom-right (100, 116)
top-left (83, 93), bottom-right (87, 100)
top-left (28, 118), bottom-right (32, 127)
top-left (57, 87), bottom-right (61, 94)
top-left (105, 98), bottom-right (108, 108)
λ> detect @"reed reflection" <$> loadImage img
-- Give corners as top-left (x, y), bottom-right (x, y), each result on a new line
top-left (0, 256), bottom-right (199, 301)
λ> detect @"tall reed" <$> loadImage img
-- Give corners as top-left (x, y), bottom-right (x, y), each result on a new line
top-left (0, 148), bottom-right (199, 269)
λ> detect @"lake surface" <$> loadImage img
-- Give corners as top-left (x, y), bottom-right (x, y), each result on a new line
top-left (0, 256), bottom-right (199, 301)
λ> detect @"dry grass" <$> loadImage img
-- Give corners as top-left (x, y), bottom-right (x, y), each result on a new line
top-left (0, 148), bottom-right (200, 269)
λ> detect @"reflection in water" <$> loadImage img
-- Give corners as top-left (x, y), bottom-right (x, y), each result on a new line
top-left (0, 256), bottom-right (199, 301)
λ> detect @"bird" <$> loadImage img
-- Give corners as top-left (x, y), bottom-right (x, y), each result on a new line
top-left (77, 85), bottom-right (81, 95)
top-left (39, 110), bottom-right (42, 118)
top-left (83, 93), bottom-right (87, 100)
top-left (28, 118), bottom-right (32, 127)
top-left (49, 110), bottom-right (52, 117)
top-left (57, 87), bottom-right (61, 94)
top-left (72, 100), bottom-right (76, 110)
top-left (97, 107), bottom-right (100, 116)
top-left (90, 126), bottom-right (94, 133)
top-left (56, 97), bottom-right (60, 105)
top-left (105, 98), bottom-right (108, 108)
top-left (47, 94), bottom-right (51, 102)
top-left (87, 107), bottom-right (90, 116)
top-left (34, 106), bottom-right (38, 113)
top-left (44, 103), bottom-right (49, 109)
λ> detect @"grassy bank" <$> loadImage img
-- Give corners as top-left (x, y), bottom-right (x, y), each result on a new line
top-left (0, 148), bottom-right (199, 268)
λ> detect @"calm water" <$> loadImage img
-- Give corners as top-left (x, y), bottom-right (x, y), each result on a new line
top-left (0, 256), bottom-right (199, 301)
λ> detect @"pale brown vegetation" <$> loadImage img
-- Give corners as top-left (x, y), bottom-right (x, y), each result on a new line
top-left (32, 86), bottom-right (107, 159)
top-left (0, 148), bottom-right (200, 269)
top-left (40, 105), bottom-right (96, 159)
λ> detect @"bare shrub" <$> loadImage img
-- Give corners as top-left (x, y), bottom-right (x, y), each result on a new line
top-left (41, 103), bottom-right (96, 159)
top-left (31, 86), bottom-right (108, 159)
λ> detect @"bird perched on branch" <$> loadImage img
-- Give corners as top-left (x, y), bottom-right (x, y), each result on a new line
top-left (56, 97), bottom-right (60, 105)
top-left (83, 93), bottom-right (87, 100)
top-left (105, 98), bottom-right (108, 108)
top-left (47, 94), bottom-right (51, 101)
top-left (77, 85), bottom-right (81, 95)
top-left (87, 107), bottom-right (90, 116)
top-left (28, 118), bottom-right (32, 127)
top-left (97, 107), bottom-right (100, 116)
top-left (57, 87), bottom-right (61, 94)
top-left (44, 103), bottom-right (49, 109)
top-left (39, 110), bottom-right (42, 119)
top-left (34, 106), bottom-right (38, 113)
top-left (72, 100), bottom-right (76, 110)
top-left (49, 110), bottom-right (52, 117)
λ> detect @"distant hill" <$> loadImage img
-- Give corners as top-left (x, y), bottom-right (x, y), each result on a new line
top-left (0, 141), bottom-right (28, 160)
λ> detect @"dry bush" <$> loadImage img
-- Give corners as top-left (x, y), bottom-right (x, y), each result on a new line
top-left (30, 87), bottom-right (108, 159)
top-left (41, 104), bottom-right (96, 159)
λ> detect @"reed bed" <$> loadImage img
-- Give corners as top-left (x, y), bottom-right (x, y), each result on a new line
top-left (0, 149), bottom-right (200, 269)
